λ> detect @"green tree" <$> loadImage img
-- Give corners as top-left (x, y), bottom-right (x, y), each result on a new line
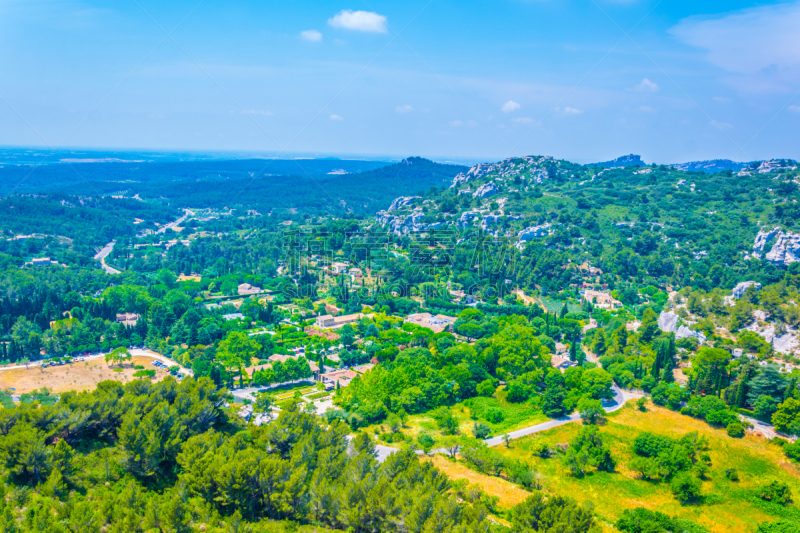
top-left (216, 331), bottom-right (260, 384)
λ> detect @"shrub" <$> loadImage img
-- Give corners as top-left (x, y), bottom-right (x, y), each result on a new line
top-left (617, 508), bottom-right (709, 533)
top-left (476, 379), bottom-right (496, 397)
top-left (670, 472), bottom-right (702, 502)
top-left (577, 397), bottom-right (604, 425)
top-left (759, 481), bottom-right (793, 505)
top-left (757, 519), bottom-right (800, 533)
top-left (633, 432), bottom-right (674, 457)
top-left (472, 422), bottom-right (491, 439)
top-left (725, 468), bottom-right (739, 481)
top-left (784, 441), bottom-right (800, 462)
top-left (432, 407), bottom-right (459, 435)
top-left (532, 440), bottom-right (553, 458)
top-left (484, 408), bottom-right (504, 424)
top-left (637, 397), bottom-right (648, 412)
top-left (133, 369), bottom-right (156, 378)
top-left (417, 433), bottom-right (436, 453)
top-left (727, 421), bottom-right (745, 438)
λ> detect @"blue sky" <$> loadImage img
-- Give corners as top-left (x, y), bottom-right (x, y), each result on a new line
top-left (1, 0), bottom-right (799, 164)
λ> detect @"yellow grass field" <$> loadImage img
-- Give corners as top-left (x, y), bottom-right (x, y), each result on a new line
top-left (486, 401), bottom-right (800, 533)
top-left (0, 356), bottom-right (172, 394)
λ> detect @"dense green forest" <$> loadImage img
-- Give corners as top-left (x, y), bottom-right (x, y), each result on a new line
top-left (0, 153), bottom-right (799, 532)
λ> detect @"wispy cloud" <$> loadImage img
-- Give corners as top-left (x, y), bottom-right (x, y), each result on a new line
top-left (513, 117), bottom-right (533, 124)
top-left (563, 107), bottom-right (582, 115)
top-left (670, 3), bottom-right (800, 75)
top-left (638, 106), bottom-right (655, 112)
top-left (789, 105), bottom-right (800, 113)
top-left (299, 30), bottom-right (322, 42)
top-left (395, 104), bottom-right (413, 113)
top-left (501, 100), bottom-right (520, 113)
top-left (713, 96), bottom-right (732, 103)
top-left (710, 120), bottom-right (733, 130)
top-left (243, 109), bottom-right (272, 116)
top-left (328, 10), bottom-right (387, 33)
top-left (635, 78), bottom-right (659, 92)
top-left (330, 114), bottom-right (344, 121)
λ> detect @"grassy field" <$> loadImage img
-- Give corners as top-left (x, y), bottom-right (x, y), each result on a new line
top-left (364, 393), bottom-right (548, 442)
top-left (0, 355), bottom-right (172, 394)
top-left (482, 401), bottom-right (800, 533)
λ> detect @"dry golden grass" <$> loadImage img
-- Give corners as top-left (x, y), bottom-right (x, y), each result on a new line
top-left (0, 355), bottom-right (170, 394)
top-left (426, 454), bottom-right (532, 509)
top-left (492, 401), bottom-right (800, 533)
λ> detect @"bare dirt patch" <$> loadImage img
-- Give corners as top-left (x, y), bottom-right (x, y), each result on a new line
top-left (0, 355), bottom-right (171, 394)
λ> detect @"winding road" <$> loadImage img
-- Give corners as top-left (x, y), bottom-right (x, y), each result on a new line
top-left (369, 385), bottom-right (643, 462)
top-left (94, 209), bottom-right (194, 275)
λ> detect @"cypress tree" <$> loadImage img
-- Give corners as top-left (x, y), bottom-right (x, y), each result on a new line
top-left (735, 379), bottom-right (747, 408)
top-left (784, 378), bottom-right (798, 401)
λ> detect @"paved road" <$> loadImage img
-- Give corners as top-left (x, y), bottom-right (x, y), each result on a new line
top-left (484, 385), bottom-right (639, 446)
top-left (371, 386), bottom-right (643, 462)
top-left (153, 208), bottom-right (193, 235)
top-left (94, 241), bottom-right (121, 275)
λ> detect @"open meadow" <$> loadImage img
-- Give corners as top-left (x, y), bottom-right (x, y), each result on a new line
top-left (0, 355), bottom-right (174, 394)
top-left (444, 401), bottom-right (800, 533)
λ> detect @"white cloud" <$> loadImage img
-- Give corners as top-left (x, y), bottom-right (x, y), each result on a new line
top-left (242, 109), bottom-right (273, 116)
top-left (450, 120), bottom-right (463, 127)
top-left (710, 120), bottom-right (733, 130)
top-left (635, 78), bottom-right (659, 92)
top-left (501, 100), bottom-right (520, 113)
top-left (299, 30), bottom-right (322, 42)
top-left (513, 117), bottom-right (533, 124)
top-left (395, 105), bottom-right (413, 113)
top-left (638, 106), bottom-right (655, 112)
top-left (563, 107), bottom-right (582, 115)
top-left (713, 96), bottom-right (732, 103)
top-left (670, 3), bottom-right (800, 75)
top-left (789, 105), bottom-right (800, 113)
top-left (330, 114), bottom-right (344, 121)
top-left (328, 10), bottom-right (387, 33)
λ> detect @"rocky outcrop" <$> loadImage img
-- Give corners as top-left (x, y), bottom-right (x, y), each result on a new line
top-left (473, 182), bottom-right (499, 198)
top-left (457, 211), bottom-right (479, 229)
top-left (732, 281), bottom-right (761, 300)
top-left (375, 209), bottom-right (430, 235)
top-left (753, 228), bottom-right (800, 265)
top-left (518, 224), bottom-right (551, 242)
top-left (659, 311), bottom-right (706, 344)
top-left (450, 163), bottom-right (497, 188)
top-left (387, 196), bottom-right (420, 211)
top-left (658, 311), bottom-right (680, 333)
top-left (676, 325), bottom-right (707, 344)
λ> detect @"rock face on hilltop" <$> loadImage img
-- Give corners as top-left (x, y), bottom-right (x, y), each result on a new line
top-left (672, 159), bottom-right (747, 173)
top-left (387, 196), bottom-right (420, 211)
top-left (753, 228), bottom-right (800, 265)
top-left (473, 182), bottom-right (499, 198)
top-left (586, 154), bottom-right (645, 168)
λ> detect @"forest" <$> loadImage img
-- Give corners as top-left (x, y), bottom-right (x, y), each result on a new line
top-left (0, 153), bottom-right (798, 532)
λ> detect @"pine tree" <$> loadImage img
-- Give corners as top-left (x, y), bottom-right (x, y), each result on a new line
top-left (560, 302), bottom-right (568, 319)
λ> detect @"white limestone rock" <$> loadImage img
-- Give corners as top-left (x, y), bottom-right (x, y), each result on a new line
top-left (732, 281), bottom-right (761, 300)
top-left (658, 311), bottom-right (680, 333)
top-left (473, 182), bottom-right (500, 198)
top-left (753, 227), bottom-right (800, 265)
top-left (387, 196), bottom-right (420, 211)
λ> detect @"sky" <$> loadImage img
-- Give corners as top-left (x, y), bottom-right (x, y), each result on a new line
top-left (1, 0), bottom-right (799, 164)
